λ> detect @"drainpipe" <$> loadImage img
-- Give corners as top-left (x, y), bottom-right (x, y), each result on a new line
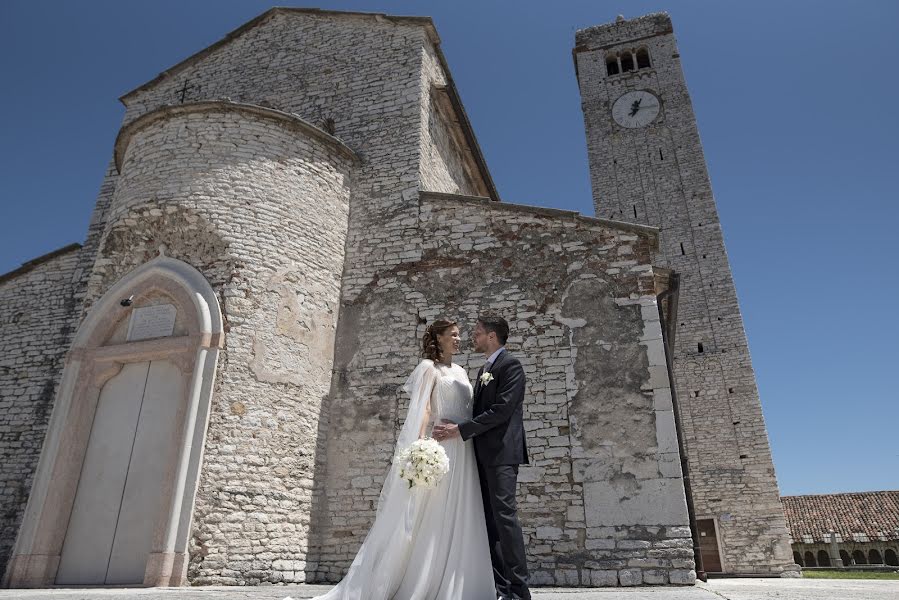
top-left (656, 272), bottom-right (708, 583)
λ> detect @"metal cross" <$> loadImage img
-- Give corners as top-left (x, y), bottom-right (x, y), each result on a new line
top-left (176, 80), bottom-right (199, 103)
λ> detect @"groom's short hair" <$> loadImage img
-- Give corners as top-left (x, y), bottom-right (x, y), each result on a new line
top-left (478, 315), bottom-right (509, 345)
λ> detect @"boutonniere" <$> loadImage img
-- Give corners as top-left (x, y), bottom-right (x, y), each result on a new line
top-left (479, 372), bottom-right (495, 386)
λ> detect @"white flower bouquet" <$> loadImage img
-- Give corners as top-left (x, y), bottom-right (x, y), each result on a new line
top-left (395, 438), bottom-right (450, 489)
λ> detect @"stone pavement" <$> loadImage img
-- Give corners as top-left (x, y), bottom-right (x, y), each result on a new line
top-left (2, 579), bottom-right (899, 600)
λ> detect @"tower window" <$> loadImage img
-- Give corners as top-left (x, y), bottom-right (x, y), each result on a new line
top-left (636, 47), bottom-right (651, 69)
top-left (604, 47), bottom-right (652, 77)
top-left (680, 242), bottom-right (686, 255)
top-left (632, 205), bottom-right (638, 218)
top-left (698, 342), bottom-right (704, 353)
top-left (606, 57), bottom-right (620, 76)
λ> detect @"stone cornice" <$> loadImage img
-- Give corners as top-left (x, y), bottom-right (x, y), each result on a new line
top-left (113, 100), bottom-right (359, 173)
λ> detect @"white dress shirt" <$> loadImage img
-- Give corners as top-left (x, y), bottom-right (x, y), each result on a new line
top-left (485, 346), bottom-right (505, 368)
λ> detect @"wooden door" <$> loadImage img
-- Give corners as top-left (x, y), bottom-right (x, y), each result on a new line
top-left (56, 360), bottom-right (182, 585)
top-left (697, 518), bottom-right (723, 572)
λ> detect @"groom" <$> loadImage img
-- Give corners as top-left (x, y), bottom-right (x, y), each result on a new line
top-left (433, 315), bottom-right (531, 600)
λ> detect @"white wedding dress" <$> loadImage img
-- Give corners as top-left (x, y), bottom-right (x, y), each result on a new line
top-left (310, 359), bottom-right (496, 600)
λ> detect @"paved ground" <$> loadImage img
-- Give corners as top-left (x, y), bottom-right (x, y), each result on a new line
top-left (1, 579), bottom-right (898, 600)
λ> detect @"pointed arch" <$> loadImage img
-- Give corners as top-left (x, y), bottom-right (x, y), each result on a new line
top-left (3, 256), bottom-right (223, 588)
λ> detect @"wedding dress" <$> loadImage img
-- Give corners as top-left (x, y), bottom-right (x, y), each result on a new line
top-left (310, 359), bottom-right (496, 600)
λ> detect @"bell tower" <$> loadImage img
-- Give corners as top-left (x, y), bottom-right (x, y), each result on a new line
top-left (574, 13), bottom-right (797, 575)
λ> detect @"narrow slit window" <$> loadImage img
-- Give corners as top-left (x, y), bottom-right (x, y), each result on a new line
top-left (633, 205), bottom-right (638, 218)
top-left (698, 342), bottom-right (704, 353)
top-left (659, 148), bottom-right (664, 160)
top-left (636, 47), bottom-right (651, 69)
top-left (680, 242), bottom-right (686, 255)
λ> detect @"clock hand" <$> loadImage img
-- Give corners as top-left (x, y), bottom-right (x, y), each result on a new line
top-left (629, 99), bottom-right (642, 116)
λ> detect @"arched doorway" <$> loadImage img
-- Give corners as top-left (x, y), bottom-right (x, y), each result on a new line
top-left (793, 551), bottom-right (804, 567)
top-left (816, 550), bottom-right (830, 567)
top-left (840, 549), bottom-right (851, 566)
top-left (852, 550), bottom-right (867, 565)
top-left (804, 551), bottom-right (817, 567)
top-left (3, 256), bottom-right (222, 588)
top-left (868, 549), bottom-right (882, 565)
top-left (885, 548), bottom-right (898, 566)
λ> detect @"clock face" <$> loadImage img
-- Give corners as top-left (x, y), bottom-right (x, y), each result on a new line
top-left (612, 90), bottom-right (661, 128)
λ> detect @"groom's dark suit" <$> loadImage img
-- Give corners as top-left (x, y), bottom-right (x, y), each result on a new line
top-left (458, 348), bottom-right (530, 600)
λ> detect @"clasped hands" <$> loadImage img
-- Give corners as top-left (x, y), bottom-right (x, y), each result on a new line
top-left (431, 419), bottom-right (460, 441)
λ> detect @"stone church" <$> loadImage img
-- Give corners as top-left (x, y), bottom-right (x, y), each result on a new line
top-left (0, 8), bottom-right (798, 588)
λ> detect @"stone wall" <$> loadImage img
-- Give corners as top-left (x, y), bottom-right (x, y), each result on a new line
top-left (318, 190), bottom-right (695, 586)
top-left (0, 245), bottom-right (81, 572)
top-left (417, 42), bottom-right (484, 197)
top-left (575, 13), bottom-right (796, 574)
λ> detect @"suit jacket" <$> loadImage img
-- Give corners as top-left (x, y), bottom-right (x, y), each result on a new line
top-left (458, 349), bottom-right (529, 466)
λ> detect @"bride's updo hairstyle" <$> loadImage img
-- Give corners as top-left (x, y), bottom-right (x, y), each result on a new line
top-left (422, 318), bottom-right (457, 362)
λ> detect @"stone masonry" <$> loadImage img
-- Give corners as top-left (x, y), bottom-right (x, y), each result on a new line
top-left (315, 190), bottom-right (694, 586)
top-left (0, 7), bottom-right (797, 589)
top-left (0, 246), bottom-right (82, 572)
top-left (574, 13), bottom-right (797, 575)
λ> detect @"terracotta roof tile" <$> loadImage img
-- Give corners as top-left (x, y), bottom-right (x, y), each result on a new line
top-left (782, 491), bottom-right (899, 543)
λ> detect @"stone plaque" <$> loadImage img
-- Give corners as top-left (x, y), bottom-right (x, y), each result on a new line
top-left (127, 304), bottom-right (177, 342)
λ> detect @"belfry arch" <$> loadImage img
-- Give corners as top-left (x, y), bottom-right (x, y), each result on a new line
top-left (3, 255), bottom-right (223, 587)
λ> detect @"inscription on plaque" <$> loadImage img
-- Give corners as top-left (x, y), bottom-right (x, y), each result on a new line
top-left (127, 304), bottom-right (177, 342)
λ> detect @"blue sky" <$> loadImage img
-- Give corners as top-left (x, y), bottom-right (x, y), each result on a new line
top-left (1, 1), bottom-right (897, 496)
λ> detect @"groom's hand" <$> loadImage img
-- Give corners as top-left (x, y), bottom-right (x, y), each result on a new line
top-left (432, 419), bottom-right (460, 441)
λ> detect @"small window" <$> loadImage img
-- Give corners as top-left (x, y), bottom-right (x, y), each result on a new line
top-left (606, 57), bottom-right (620, 76)
top-left (636, 47), bottom-right (651, 69)
top-left (621, 52), bottom-right (635, 72)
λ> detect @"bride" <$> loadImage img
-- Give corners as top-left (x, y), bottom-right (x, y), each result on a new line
top-left (310, 319), bottom-right (497, 600)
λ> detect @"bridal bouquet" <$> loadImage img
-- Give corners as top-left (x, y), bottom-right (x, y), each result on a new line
top-left (395, 438), bottom-right (450, 489)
